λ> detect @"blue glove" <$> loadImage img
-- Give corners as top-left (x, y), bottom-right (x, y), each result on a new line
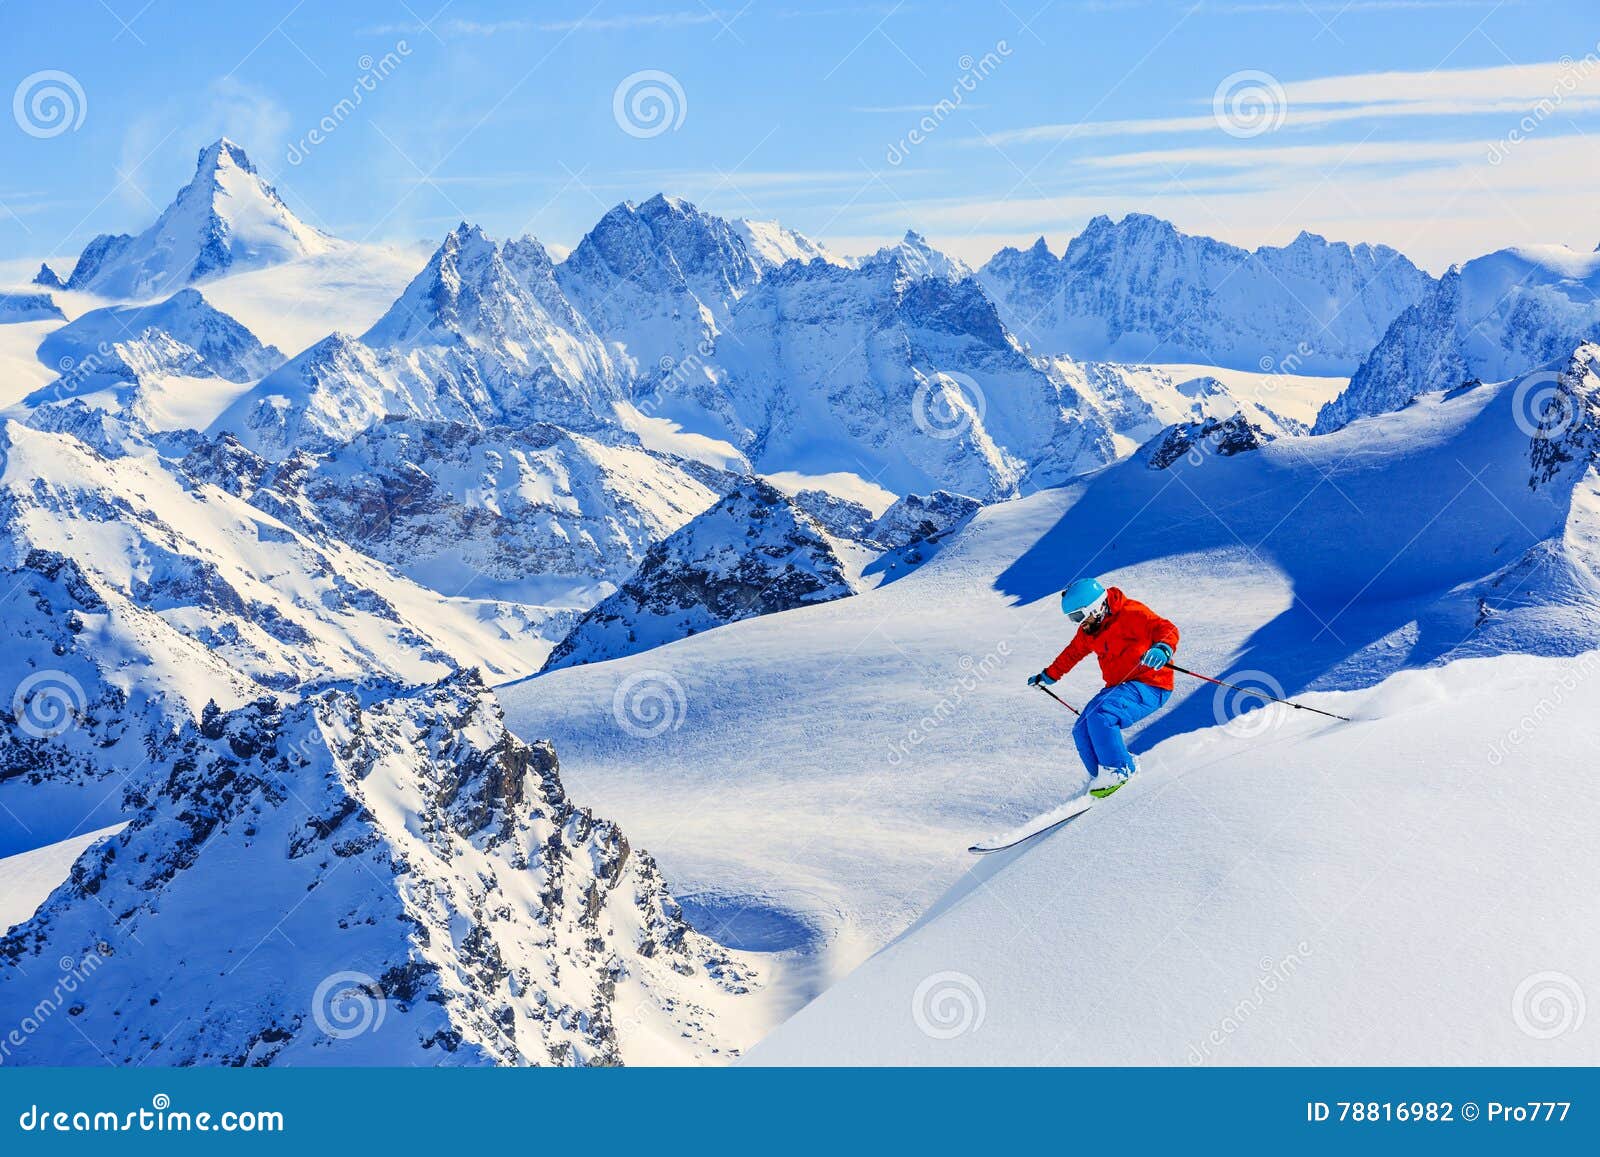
top-left (1027, 671), bottom-right (1057, 688)
top-left (1141, 644), bottom-right (1172, 670)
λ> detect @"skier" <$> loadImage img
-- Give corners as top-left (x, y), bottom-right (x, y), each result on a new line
top-left (1027, 577), bottom-right (1179, 798)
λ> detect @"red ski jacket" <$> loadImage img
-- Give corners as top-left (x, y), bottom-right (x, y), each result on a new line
top-left (1045, 587), bottom-right (1180, 691)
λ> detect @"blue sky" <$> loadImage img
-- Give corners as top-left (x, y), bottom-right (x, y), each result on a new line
top-left (4, 0), bottom-right (1599, 273)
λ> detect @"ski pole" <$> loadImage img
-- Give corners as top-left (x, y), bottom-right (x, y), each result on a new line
top-left (1034, 682), bottom-right (1080, 716)
top-left (1169, 663), bottom-right (1352, 723)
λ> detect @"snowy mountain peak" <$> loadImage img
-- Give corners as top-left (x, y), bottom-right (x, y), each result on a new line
top-left (24, 288), bottom-right (284, 430)
top-left (555, 194), bottom-right (773, 378)
top-left (1070, 212), bottom-right (1185, 255)
top-left (218, 217), bottom-right (624, 457)
top-left (980, 212), bottom-right (1432, 372)
top-left (730, 217), bottom-right (839, 269)
top-left (63, 138), bottom-right (331, 298)
top-left (570, 193), bottom-right (764, 291)
top-left (196, 135), bottom-right (254, 174)
top-left (639, 191), bottom-right (693, 217)
top-left (1317, 247), bottom-right (1600, 432)
top-left (867, 231), bottom-right (972, 280)
top-left (0, 670), bottom-right (759, 1065)
top-left (30, 262), bottom-right (64, 289)
top-left (363, 221), bottom-right (509, 346)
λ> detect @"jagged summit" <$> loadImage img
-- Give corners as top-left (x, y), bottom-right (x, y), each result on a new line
top-left (62, 137), bottom-right (332, 298)
top-left (866, 230), bottom-right (973, 280)
top-left (979, 211), bottom-right (1433, 372)
top-left (365, 222), bottom-right (520, 346)
top-left (30, 262), bottom-right (64, 289)
top-left (1317, 247), bottom-right (1600, 432)
top-left (217, 220), bottom-right (622, 457)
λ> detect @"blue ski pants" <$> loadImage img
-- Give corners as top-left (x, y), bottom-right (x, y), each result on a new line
top-left (1072, 681), bottom-right (1171, 777)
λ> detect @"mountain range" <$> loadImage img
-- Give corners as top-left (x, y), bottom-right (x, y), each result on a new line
top-left (4, 136), bottom-right (1597, 1066)
top-left (978, 213), bottom-right (1434, 374)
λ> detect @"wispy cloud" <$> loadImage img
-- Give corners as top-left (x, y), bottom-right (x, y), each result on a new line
top-left (1079, 138), bottom-right (1499, 171)
top-left (840, 125), bottom-right (1600, 274)
top-left (968, 58), bottom-right (1600, 150)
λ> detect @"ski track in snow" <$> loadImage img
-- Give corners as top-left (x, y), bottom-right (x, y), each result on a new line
top-left (499, 368), bottom-right (1600, 1020)
top-left (749, 652), bottom-right (1600, 1065)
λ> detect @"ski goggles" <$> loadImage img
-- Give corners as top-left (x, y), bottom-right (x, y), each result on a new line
top-left (1063, 594), bottom-right (1107, 623)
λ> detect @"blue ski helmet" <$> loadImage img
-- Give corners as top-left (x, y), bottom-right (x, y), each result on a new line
top-left (1060, 577), bottom-right (1108, 624)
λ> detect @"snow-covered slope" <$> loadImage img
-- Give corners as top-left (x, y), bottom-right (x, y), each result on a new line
top-left (750, 650), bottom-right (1600, 1064)
top-left (980, 215), bottom-right (1432, 373)
top-left (1051, 359), bottom-right (1310, 456)
top-left (215, 224), bottom-right (622, 458)
top-left (62, 139), bottom-right (333, 298)
top-left (0, 540), bottom-right (254, 857)
top-left (541, 478), bottom-right (859, 671)
top-left (199, 241), bottom-right (431, 356)
top-left (0, 826), bottom-right (123, 934)
top-left (730, 219), bottom-right (842, 269)
top-left (0, 672), bottom-right (765, 1066)
top-left (498, 346), bottom-right (1600, 997)
top-left (24, 288), bottom-right (283, 430)
top-left (248, 417), bottom-right (726, 603)
top-left (1317, 246), bottom-right (1600, 432)
top-left (0, 420), bottom-right (541, 697)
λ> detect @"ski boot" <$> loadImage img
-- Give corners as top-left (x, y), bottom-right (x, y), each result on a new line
top-left (1090, 758), bottom-right (1138, 799)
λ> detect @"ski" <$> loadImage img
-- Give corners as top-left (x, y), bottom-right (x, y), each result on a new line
top-left (968, 794), bottom-right (1098, 855)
